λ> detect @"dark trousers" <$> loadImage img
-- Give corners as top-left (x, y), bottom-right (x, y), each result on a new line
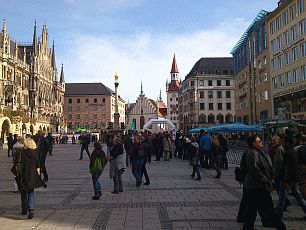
top-left (243, 187), bottom-right (285, 230)
top-left (222, 152), bottom-right (228, 169)
top-left (177, 148), bottom-right (183, 159)
top-left (8, 147), bottom-right (13, 157)
top-left (21, 189), bottom-right (34, 212)
top-left (141, 160), bottom-right (150, 183)
top-left (203, 150), bottom-right (212, 168)
top-left (80, 144), bottom-right (90, 159)
top-left (40, 153), bottom-right (48, 181)
top-left (191, 165), bottom-right (201, 178)
top-left (155, 148), bottom-right (162, 160)
top-left (48, 146), bottom-right (53, 155)
top-left (113, 169), bottom-right (124, 192)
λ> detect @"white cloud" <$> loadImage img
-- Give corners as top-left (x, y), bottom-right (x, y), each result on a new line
top-left (62, 19), bottom-right (248, 103)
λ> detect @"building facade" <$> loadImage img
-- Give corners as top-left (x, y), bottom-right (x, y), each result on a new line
top-left (178, 58), bottom-right (235, 132)
top-left (64, 83), bottom-right (125, 133)
top-left (231, 10), bottom-right (273, 124)
top-left (166, 54), bottom-right (180, 128)
top-left (126, 84), bottom-right (167, 132)
top-left (0, 19), bottom-right (65, 139)
top-left (267, 0), bottom-right (306, 123)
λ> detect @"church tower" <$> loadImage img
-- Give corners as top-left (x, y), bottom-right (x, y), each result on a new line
top-left (166, 54), bottom-right (180, 129)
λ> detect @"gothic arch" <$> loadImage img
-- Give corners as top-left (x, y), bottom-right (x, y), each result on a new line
top-left (217, 114), bottom-right (224, 123)
top-left (208, 114), bottom-right (215, 123)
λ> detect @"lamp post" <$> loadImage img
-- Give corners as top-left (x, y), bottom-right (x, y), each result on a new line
top-left (113, 73), bottom-right (120, 130)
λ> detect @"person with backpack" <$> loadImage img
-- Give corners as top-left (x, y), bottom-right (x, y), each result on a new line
top-left (89, 142), bottom-right (107, 200)
top-left (242, 134), bottom-right (286, 230)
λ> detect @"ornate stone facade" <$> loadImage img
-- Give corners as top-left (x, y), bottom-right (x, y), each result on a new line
top-left (0, 19), bottom-right (65, 140)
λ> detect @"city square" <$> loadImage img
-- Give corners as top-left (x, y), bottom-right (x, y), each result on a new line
top-left (0, 144), bottom-right (305, 230)
top-left (0, 0), bottom-right (306, 229)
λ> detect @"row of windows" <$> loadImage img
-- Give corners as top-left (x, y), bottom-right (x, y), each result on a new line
top-left (270, 1), bottom-right (305, 35)
top-left (68, 98), bottom-right (106, 104)
top-left (192, 69), bottom-right (234, 75)
top-left (191, 79), bottom-right (232, 87)
top-left (199, 102), bottom-right (232, 111)
top-left (271, 19), bottom-right (306, 53)
top-left (272, 65), bottom-right (306, 89)
top-left (199, 90), bottom-right (232, 99)
top-left (271, 43), bottom-right (306, 71)
top-left (67, 113), bottom-right (107, 120)
top-left (67, 122), bottom-right (107, 129)
top-left (68, 105), bottom-right (105, 112)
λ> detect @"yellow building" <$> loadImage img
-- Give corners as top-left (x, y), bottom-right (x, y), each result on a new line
top-left (0, 19), bottom-right (65, 140)
top-left (267, 0), bottom-right (306, 122)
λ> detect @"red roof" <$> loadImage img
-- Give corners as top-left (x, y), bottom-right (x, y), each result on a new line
top-left (149, 100), bottom-right (167, 117)
top-left (167, 80), bottom-right (180, 92)
top-left (170, 54), bottom-right (179, 73)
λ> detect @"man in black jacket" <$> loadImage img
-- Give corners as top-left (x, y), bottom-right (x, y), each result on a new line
top-left (7, 133), bottom-right (14, 157)
top-left (37, 132), bottom-right (50, 182)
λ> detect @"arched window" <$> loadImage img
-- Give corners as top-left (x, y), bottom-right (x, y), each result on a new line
top-left (208, 114), bottom-right (215, 123)
top-left (217, 114), bottom-right (224, 123)
top-left (132, 118), bottom-right (136, 130)
top-left (199, 114), bottom-right (206, 124)
top-left (225, 114), bottom-right (233, 123)
top-left (140, 116), bottom-right (145, 129)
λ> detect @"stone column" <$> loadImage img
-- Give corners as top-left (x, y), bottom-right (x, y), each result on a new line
top-left (114, 73), bottom-right (120, 130)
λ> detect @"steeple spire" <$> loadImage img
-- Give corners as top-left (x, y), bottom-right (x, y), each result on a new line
top-left (170, 54), bottom-right (179, 74)
top-left (2, 18), bottom-right (6, 34)
top-left (170, 54), bottom-right (179, 81)
top-left (140, 81), bottom-right (144, 96)
top-left (60, 63), bottom-right (65, 83)
top-left (51, 41), bottom-right (56, 68)
top-left (159, 89), bottom-right (162, 102)
top-left (32, 20), bottom-right (38, 56)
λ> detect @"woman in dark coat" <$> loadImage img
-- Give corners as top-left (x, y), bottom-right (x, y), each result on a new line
top-left (18, 138), bottom-right (46, 219)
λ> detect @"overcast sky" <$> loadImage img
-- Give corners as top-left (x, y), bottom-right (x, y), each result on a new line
top-left (0, 0), bottom-right (277, 102)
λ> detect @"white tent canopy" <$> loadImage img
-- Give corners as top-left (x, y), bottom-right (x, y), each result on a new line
top-left (143, 118), bottom-right (176, 132)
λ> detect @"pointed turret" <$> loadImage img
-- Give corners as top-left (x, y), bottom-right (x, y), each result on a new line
top-left (32, 21), bottom-right (38, 56)
top-left (140, 81), bottom-right (144, 96)
top-left (170, 54), bottom-right (179, 81)
top-left (60, 63), bottom-right (65, 83)
top-left (170, 54), bottom-right (179, 74)
top-left (51, 41), bottom-right (56, 67)
top-left (2, 18), bottom-right (6, 34)
top-left (159, 89), bottom-right (162, 102)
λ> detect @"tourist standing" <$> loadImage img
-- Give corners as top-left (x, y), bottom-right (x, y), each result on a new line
top-left (7, 133), bottom-right (14, 157)
top-left (212, 135), bottom-right (222, 179)
top-left (109, 137), bottom-right (125, 194)
top-left (141, 137), bottom-right (152, 185)
top-left (79, 134), bottom-right (90, 160)
top-left (123, 133), bottom-right (133, 167)
top-left (190, 137), bottom-right (201, 180)
top-left (200, 130), bottom-right (212, 168)
top-left (46, 133), bottom-right (54, 155)
top-left (163, 134), bottom-right (171, 161)
top-left (37, 132), bottom-right (50, 182)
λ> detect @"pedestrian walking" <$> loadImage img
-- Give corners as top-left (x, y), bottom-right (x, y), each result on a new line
top-left (242, 134), bottom-right (285, 230)
top-left (130, 136), bottom-right (145, 187)
top-left (199, 130), bottom-right (212, 168)
top-left (190, 137), bottom-right (201, 180)
top-left (89, 142), bottom-right (107, 200)
top-left (275, 134), bottom-right (306, 219)
top-left (46, 133), bottom-right (54, 155)
top-left (141, 137), bottom-right (152, 185)
top-left (79, 134), bottom-right (90, 160)
top-left (123, 133), bottom-right (133, 167)
top-left (16, 138), bottom-right (47, 219)
top-left (7, 133), bottom-right (14, 157)
top-left (212, 135), bottom-right (222, 179)
top-left (218, 133), bottom-right (228, 170)
top-left (109, 137), bottom-right (125, 194)
top-left (37, 132), bottom-right (50, 182)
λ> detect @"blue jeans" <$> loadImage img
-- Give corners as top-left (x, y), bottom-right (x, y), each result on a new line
top-left (91, 172), bottom-right (102, 195)
top-left (276, 182), bottom-right (306, 217)
top-left (131, 159), bottom-right (144, 183)
top-left (21, 190), bottom-right (34, 212)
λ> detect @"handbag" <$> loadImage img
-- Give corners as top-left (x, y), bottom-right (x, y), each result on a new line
top-left (90, 158), bottom-right (103, 173)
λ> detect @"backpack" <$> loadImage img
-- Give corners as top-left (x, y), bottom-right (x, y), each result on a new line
top-left (11, 148), bottom-right (23, 177)
top-left (234, 150), bottom-right (248, 184)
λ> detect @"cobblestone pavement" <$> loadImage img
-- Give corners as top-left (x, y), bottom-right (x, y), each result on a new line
top-left (0, 144), bottom-right (305, 230)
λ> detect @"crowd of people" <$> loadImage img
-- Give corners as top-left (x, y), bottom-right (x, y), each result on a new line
top-left (6, 127), bottom-right (306, 227)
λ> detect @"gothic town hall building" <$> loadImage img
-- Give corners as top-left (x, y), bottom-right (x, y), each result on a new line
top-left (0, 19), bottom-right (65, 140)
